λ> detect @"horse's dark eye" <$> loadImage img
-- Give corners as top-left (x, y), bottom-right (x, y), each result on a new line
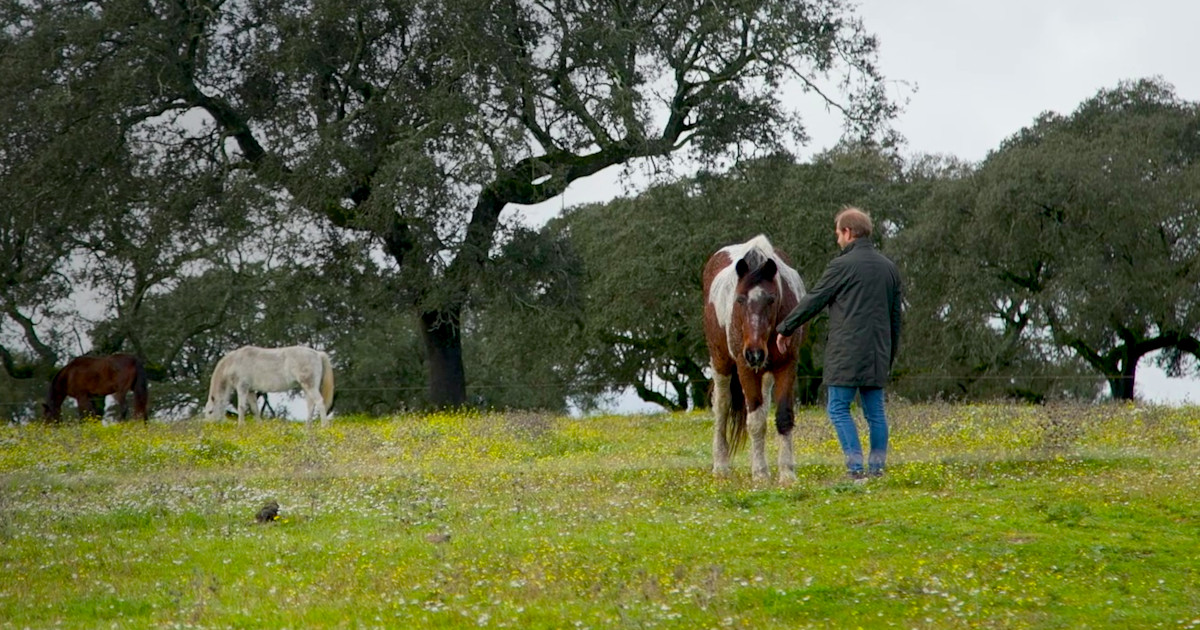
top-left (766, 295), bottom-right (776, 304)
top-left (736, 295), bottom-right (747, 304)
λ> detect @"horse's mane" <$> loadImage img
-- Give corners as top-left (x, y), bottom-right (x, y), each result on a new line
top-left (710, 235), bottom-right (804, 325)
top-left (741, 234), bottom-right (804, 300)
top-left (738, 235), bottom-right (773, 271)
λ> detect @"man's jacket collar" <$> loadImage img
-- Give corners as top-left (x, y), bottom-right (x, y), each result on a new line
top-left (838, 238), bottom-right (875, 256)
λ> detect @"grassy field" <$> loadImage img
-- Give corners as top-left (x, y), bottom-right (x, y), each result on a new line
top-left (1, 402), bottom-right (1198, 629)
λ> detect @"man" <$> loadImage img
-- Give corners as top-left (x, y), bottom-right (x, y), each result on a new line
top-left (775, 207), bottom-right (902, 480)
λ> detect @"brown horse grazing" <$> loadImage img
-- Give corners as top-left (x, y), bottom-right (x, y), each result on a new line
top-left (43, 354), bottom-right (149, 422)
top-left (702, 235), bottom-right (806, 484)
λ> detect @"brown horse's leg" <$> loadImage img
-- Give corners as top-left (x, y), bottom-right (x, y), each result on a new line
top-left (772, 367), bottom-right (798, 485)
top-left (75, 395), bottom-right (97, 420)
top-left (133, 392), bottom-right (149, 422)
top-left (114, 389), bottom-right (129, 422)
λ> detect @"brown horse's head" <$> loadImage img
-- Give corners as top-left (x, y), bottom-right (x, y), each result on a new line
top-left (43, 369), bottom-right (67, 422)
top-left (733, 255), bottom-right (782, 371)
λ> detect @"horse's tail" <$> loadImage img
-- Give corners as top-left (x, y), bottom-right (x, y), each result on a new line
top-left (724, 371), bottom-right (748, 454)
top-left (132, 358), bottom-right (150, 422)
top-left (319, 352), bottom-right (335, 417)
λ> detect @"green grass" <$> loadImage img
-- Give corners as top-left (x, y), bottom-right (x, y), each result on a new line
top-left (1, 402), bottom-right (1198, 628)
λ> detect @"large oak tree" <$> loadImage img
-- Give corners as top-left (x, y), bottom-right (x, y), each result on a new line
top-left (3, 0), bottom-right (896, 406)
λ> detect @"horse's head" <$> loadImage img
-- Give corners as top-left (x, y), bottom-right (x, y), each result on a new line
top-left (203, 394), bottom-right (219, 420)
top-left (733, 256), bottom-right (782, 371)
top-left (43, 374), bottom-right (64, 421)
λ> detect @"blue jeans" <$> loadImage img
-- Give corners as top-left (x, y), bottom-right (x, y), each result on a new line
top-left (826, 386), bottom-right (889, 475)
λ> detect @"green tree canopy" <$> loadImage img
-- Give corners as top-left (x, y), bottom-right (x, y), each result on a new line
top-left (1, 0), bottom-right (897, 408)
top-left (900, 78), bottom-right (1200, 400)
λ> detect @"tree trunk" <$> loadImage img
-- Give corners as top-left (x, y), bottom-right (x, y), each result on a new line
top-left (690, 377), bottom-right (709, 410)
top-left (420, 308), bottom-right (467, 408)
top-left (1106, 348), bottom-right (1138, 400)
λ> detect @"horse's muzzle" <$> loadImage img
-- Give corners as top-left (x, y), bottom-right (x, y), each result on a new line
top-left (744, 348), bottom-right (767, 369)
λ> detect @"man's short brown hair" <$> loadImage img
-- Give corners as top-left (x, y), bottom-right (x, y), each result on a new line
top-left (835, 206), bottom-right (873, 238)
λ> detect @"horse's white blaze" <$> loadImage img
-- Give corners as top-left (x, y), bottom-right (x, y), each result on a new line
top-left (747, 286), bottom-right (770, 336)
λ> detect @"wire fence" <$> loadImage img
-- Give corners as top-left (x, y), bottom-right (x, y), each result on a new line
top-left (0, 371), bottom-right (1181, 411)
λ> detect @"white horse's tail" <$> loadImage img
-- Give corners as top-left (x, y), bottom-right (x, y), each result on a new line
top-left (319, 352), bottom-right (335, 418)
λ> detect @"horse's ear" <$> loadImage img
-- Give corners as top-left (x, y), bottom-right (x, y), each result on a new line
top-left (760, 259), bottom-right (778, 281)
top-left (735, 258), bottom-right (750, 278)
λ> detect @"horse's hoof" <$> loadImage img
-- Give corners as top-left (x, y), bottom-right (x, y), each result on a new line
top-left (778, 472), bottom-right (797, 486)
top-left (712, 465), bottom-right (732, 478)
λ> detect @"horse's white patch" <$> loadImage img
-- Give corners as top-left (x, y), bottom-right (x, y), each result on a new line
top-left (778, 262), bottom-right (806, 303)
top-left (747, 286), bottom-right (769, 331)
top-left (708, 235), bottom-right (806, 331)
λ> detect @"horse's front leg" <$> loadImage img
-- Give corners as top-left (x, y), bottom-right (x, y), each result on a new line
top-left (741, 369), bottom-right (769, 484)
top-left (235, 386), bottom-right (253, 424)
top-left (772, 368), bottom-right (798, 486)
top-left (75, 395), bottom-right (96, 420)
top-left (710, 371), bottom-right (733, 477)
top-left (114, 390), bottom-right (129, 422)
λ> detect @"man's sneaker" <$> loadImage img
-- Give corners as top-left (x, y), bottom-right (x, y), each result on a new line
top-left (848, 470), bottom-right (868, 484)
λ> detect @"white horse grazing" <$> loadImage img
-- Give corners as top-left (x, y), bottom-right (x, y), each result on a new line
top-left (204, 345), bottom-right (335, 427)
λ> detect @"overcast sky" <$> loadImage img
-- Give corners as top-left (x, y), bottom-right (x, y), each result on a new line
top-left (514, 0), bottom-right (1200, 409)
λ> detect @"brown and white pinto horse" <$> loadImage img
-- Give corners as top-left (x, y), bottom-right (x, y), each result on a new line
top-left (702, 235), bottom-right (806, 484)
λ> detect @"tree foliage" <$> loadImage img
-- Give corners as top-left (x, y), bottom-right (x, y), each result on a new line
top-left (898, 79), bottom-right (1200, 400)
top-left (0, 0), bottom-right (896, 408)
top-left (8, 0), bottom-right (1196, 416)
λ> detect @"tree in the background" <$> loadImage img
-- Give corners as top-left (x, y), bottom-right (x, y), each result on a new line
top-left (904, 78), bottom-right (1200, 400)
top-left (1, 1), bottom-right (297, 420)
top-left (124, 226), bottom-right (426, 417)
top-left (892, 156), bottom-right (1101, 401)
top-left (4, 0), bottom-right (896, 408)
top-left (556, 185), bottom-right (715, 411)
top-left (0, 8), bottom-right (124, 383)
top-left (465, 227), bottom-right (590, 412)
